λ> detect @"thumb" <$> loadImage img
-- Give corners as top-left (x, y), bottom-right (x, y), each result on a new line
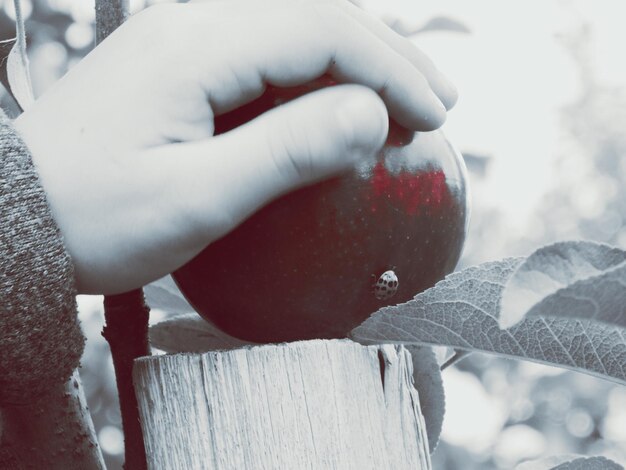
top-left (243, 84), bottom-right (389, 191)
top-left (166, 84), bottom-right (389, 242)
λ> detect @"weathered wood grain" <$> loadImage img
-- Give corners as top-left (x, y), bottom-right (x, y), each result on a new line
top-left (134, 339), bottom-right (430, 470)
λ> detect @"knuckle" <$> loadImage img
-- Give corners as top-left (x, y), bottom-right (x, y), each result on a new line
top-left (268, 118), bottom-right (314, 183)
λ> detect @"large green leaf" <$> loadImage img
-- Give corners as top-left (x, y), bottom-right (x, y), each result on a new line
top-left (499, 241), bottom-right (626, 329)
top-left (351, 258), bottom-right (626, 385)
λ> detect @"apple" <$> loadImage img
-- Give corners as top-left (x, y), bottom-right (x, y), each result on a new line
top-left (173, 77), bottom-right (470, 343)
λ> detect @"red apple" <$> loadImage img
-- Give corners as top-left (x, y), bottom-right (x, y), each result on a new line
top-left (173, 78), bottom-right (470, 343)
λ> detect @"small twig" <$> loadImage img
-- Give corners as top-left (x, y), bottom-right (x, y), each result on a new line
top-left (103, 290), bottom-right (150, 470)
top-left (440, 349), bottom-right (471, 371)
top-left (95, 0), bottom-right (129, 45)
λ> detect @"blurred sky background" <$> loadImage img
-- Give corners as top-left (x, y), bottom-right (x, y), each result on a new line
top-left (1, 0), bottom-right (625, 469)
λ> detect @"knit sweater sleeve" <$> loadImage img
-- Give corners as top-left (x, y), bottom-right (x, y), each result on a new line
top-left (0, 109), bottom-right (84, 404)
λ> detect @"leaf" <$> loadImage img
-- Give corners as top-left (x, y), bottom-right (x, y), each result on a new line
top-left (499, 241), bottom-right (626, 329)
top-left (2, 1), bottom-right (35, 111)
top-left (549, 457), bottom-right (624, 470)
top-left (350, 258), bottom-right (626, 385)
top-left (516, 455), bottom-right (624, 470)
top-left (6, 37), bottom-right (34, 111)
top-left (144, 275), bottom-right (195, 314)
top-left (404, 345), bottom-right (445, 453)
top-left (0, 38), bottom-right (16, 96)
top-left (149, 313), bottom-right (254, 353)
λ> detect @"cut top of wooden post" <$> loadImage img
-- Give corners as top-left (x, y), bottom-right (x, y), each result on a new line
top-left (133, 339), bottom-right (431, 470)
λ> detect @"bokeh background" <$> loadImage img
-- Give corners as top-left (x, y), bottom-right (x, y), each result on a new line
top-left (1, 0), bottom-right (624, 468)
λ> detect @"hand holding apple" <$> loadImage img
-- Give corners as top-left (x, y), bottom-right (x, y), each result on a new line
top-left (13, 0), bottom-right (455, 294)
top-left (174, 77), bottom-right (469, 342)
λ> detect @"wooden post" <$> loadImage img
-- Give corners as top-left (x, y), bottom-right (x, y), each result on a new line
top-left (133, 339), bottom-right (431, 470)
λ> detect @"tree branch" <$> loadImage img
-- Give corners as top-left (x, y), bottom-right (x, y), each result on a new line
top-left (95, 0), bottom-right (129, 45)
top-left (103, 291), bottom-right (150, 470)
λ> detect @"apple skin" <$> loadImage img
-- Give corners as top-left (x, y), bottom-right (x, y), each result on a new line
top-left (173, 80), bottom-right (470, 343)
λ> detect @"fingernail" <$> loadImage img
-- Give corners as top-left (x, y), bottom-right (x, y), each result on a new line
top-left (427, 90), bottom-right (447, 127)
top-left (441, 80), bottom-right (459, 110)
top-left (430, 89), bottom-right (447, 113)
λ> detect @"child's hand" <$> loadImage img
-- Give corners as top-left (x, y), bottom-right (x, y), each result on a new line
top-left (14, 0), bottom-right (457, 294)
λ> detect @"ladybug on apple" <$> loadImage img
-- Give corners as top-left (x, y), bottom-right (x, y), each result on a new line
top-left (173, 77), bottom-right (470, 343)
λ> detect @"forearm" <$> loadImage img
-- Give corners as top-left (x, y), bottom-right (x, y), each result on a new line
top-left (0, 110), bottom-right (84, 404)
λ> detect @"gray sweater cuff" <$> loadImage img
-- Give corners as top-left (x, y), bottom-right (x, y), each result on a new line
top-left (0, 110), bottom-right (85, 404)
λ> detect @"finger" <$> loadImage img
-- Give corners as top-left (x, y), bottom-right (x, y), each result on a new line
top-left (183, 1), bottom-right (446, 130)
top-left (334, 0), bottom-right (458, 110)
top-left (139, 85), bottom-right (388, 271)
